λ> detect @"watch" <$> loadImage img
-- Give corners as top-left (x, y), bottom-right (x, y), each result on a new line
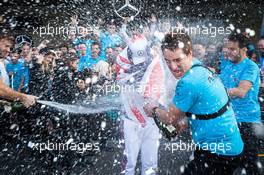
top-left (152, 107), bottom-right (159, 117)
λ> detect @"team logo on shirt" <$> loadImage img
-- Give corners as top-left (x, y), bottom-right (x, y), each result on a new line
top-left (208, 74), bottom-right (213, 83)
top-left (137, 50), bottom-right (144, 56)
top-left (230, 74), bottom-right (238, 83)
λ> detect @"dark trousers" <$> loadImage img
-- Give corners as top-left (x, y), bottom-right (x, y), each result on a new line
top-left (182, 149), bottom-right (241, 175)
top-left (238, 122), bottom-right (262, 175)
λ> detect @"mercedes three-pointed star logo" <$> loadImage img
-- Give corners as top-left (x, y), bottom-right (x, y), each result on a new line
top-left (113, 0), bottom-right (141, 20)
top-left (137, 50), bottom-right (144, 56)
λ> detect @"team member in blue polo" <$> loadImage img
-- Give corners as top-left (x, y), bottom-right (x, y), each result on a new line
top-left (0, 33), bottom-right (36, 108)
top-left (220, 33), bottom-right (262, 175)
top-left (144, 31), bottom-right (244, 175)
top-left (6, 49), bottom-right (25, 91)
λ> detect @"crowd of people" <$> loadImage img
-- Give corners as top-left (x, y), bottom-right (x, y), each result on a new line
top-left (0, 14), bottom-right (263, 174)
top-left (2, 16), bottom-right (264, 102)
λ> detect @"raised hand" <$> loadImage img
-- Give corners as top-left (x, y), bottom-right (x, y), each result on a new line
top-left (70, 14), bottom-right (79, 26)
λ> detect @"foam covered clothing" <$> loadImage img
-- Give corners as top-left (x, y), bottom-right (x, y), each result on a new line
top-left (6, 61), bottom-right (25, 90)
top-left (173, 60), bottom-right (244, 156)
top-left (73, 38), bottom-right (94, 57)
top-left (78, 53), bottom-right (90, 72)
top-left (259, 56), bottom-right (264, 83)
top-left (220, 58), bottom-right (261, 123)
top-left (18, 58), bottom-right (30, 91)
top-left (0, 60), bottom-right (9, 86)
top-left (93, 60), bottom-right (109, 77)
top-left (100, 32), bottom-right (123, 49)
top-left (117, 32), bottom-right (173, 175)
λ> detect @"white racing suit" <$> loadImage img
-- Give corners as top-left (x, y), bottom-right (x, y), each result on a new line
top-left (116, 36), bottom-right (176, 175)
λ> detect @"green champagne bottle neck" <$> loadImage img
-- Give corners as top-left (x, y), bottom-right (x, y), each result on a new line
top-left (153, 115), bottom-right (178, 140)
top-left (11, 102), bottom-right (24, 112)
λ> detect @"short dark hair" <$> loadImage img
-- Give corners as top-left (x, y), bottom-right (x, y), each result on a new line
top-left (60, 44), bottom-right (68, 49)
top-left (0, 33), bottom-right (14, 45)
top-left (21, 42), bottom-right (31, 48)
top-left (107, 20), bottom-right (117, 26)
top-left (106, 46), bottom-right (114, 50)
top-left (92, 41), bottom-right (101, 50)
top-left (78, 42), bottom-right (86, 46)
top-left (44, 51), bottom-right (56, 57)
top-left (68, 54), bottom-right (78, 62)
top-left (11, 48), bottom-right (21, 54)
top-left (77, 68), bottom-right (92, 80)
top-left (259, 36), bottom-right (264, 42)
top-left (78, 21), bottom-right (90, 28)
top-left (161, 30), bottom-right (192, 55)
top-left (228, 32), bottom-right (249, 49)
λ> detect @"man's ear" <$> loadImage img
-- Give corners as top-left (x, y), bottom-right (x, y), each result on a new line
top-left (240, 47), bottom-right (248, 57)
top-left (242, 47), bottom-right (248, 52)
top-left (187, 50), bottom-right (193, 60)
top-left (189, 50), bottom-right (193, 56)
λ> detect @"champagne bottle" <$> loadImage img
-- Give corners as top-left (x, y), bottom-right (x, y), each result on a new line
top-left (11, 102), bottom-right (24, 113)
top-left (153, 108), bottom-right (178, 141)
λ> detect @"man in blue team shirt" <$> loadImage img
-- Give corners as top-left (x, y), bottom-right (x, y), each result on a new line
top-left (0, 33), bottom-right (36, 108)
top-left (6, 49), bottom-right (25, 92)
top-left (257, 37), bottom-right (264, 87)
top-left (72, 32), bottom-right (94, 59)
top-left (89, 42), bottom-right (106, 66)
top-left (144, 31), bottom-right (244, 174)
top-left (19, 42), bottom-right (32, 93)
top-left (77, 43), bottom-right (90, 72)
top-left (68, 16), bottom-right (95, 59)
top-left (88, 42), bottom-right (109, 77)
top-left (220, 33), bottom-right (262, 175)
top-left (77, 42), bottom-right (109, 77)
top-left (100, 21), bottom-right (123, 50)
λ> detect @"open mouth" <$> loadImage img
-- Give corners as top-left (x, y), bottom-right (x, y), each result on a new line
top-left (173, 69), bottom-right (184, 77)
top-left (174, 69), bottom-right (181, 74)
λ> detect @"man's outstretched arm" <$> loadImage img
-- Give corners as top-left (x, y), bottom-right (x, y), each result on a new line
top-left (0, 79), bottom-right (36, 107)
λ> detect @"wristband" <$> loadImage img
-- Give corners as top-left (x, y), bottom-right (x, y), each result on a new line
top-left (152, 107), bottom-right (159, 117)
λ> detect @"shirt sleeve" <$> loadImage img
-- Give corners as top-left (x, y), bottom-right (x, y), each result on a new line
top-left (220, 54), bottom-right (229, 70)
top-left (72, 38), bottom-right (80, 46)
top-left (20, 64), bottom-right (26, 78)
top-left (119, 24), bottom-right (130, 45)
top-left (240, 61), bottom-right (259, 84)
top-left (172, 79), bottom-right (197, 113)
top-left (5, 64), bottom-right (11, 73)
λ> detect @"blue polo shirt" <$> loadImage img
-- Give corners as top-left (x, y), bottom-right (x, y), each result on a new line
top-left (6, 61), bottom-right (25, 91)
top-left (78, 53), bottom-right (107, 72)
top-left (18, 58), bottom-right (31, 91)
top-left (220, 58), bottom-right (261, 123)
top-left (100, 32), bottom-right (123, 50)
top-left (173, 60), bottom-right (243, 156)
top-left (219, 53), bottom-right (229, 71)
top-left (73, 38), bottom-right (94, 58)
top-left (78, 53), bottom-right (90, 72)
top-left (259, 56), bottom-right (264, 83)
top-left (259, 56), bottom-right (264, 69)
